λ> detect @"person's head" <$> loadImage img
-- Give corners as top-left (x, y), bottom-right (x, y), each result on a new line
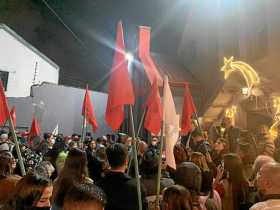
top-left (173, 144), bottom-right (188, 165)
top-left (221, 117), bottom-right (232, 129)
top-left (60, 148), bottom-right (88, 181)
top-left (0, 153), bottom-right (14, 178)
top-left (190, 152), bottom-right (204, 169)
top-left (175, 162), bottom-right (202, 196)
top-left (8, 173), bottom-right (52, 209)
top-left (106, 143), bottom-right (128, 171)
top-left (192, 130), bottom-right (204, 143)
top-left (151, 137), bottom-right (159, 147)
top-left (162, 185), bottom-right (193, 210)
top-left (137, 140), bottom-right (148, 157)
top-left (34, 161), bottom-right (55, 179)
top-left (68, 141), bottom-right (78, 150)
top-left (88, 140), bottom-right (97, 150)
top-left (117, 133), bottom-right (128, 144)
top-left (63, 183), bottom-right (106, 210)
top-left (213, 138), bottom-right (227, 152)
top-left (257, 124), bottom-right (270, 139)
top-left (223, 153), bottom-right (247, 183)
top-left (252, 155), bottom-right (275, 181)
top-left (0, 133), bottom-right (8, 143)
top-left (256, 162), bottom-right (280, 195)
top-left (54, 148), bottom-right (88, 208)
top-left (140, 149), bottom-right (159, 176)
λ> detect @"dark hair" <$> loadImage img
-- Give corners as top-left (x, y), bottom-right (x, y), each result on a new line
top-left (53, 148), bottom-right (88, 208)
top-left (175, 162), bottom-right (202, 195)
top-left (223, 153), bottom-right (249, 210)
top-left (140, 149), bottom-right (159, 176)
top-left (5, 173), bottom-right (51, 210)
top-left (174, 144), bottom-right (188, 165)
top-left (63, 183), bottom-right (106, 210)
top-left (162, 185), bottom-right (193, 210)
top-left (106, 143), bottom-right (127, 169)
top-left (0, 153), bottom-right (13, 178)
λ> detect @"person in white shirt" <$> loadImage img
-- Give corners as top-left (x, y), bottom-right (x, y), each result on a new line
top-left (250, 162), bottom-right (280, 210)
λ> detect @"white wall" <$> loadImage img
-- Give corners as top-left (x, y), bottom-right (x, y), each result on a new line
top-left (0, 24), bottom-right (59, 97)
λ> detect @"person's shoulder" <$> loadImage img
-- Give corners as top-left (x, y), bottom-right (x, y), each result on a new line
top-left (249, 201), bottom-right (268, 210)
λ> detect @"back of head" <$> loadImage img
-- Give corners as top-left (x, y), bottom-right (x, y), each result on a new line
top-left (140, 149), bottom-right (159, 176)
top-left (106, 143), bottom-right (127, 169)
top-left (61, 148), bottom-right (87, 180)
top-left (175, 162), bottom-right (202, 195)
top-left (223, 153), bottom-right (245, 180)
top-left (252, 155), bottom-right (275, 179)
top-left (259, 162), bottom-right (280, 191)
top-left (162, 185), bottom-right (192, 210)
top-left (174, 144), bottom-right (188, 165)
top-left (63, 183), bottom-right (106, 210)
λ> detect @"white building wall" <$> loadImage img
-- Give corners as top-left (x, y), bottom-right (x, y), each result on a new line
top-left (0, 24), bottom-right (59, 97)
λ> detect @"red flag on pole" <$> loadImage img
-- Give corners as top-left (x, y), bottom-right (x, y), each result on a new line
top-left (82, 85), bottom-right (98, 132)
top-left (10, 106), bottom-right (16, 128)
top-left (138, 26), bottom-right (163, 85)
top-left (29, 118), bottom-right (40, 142)
top-left (0, 81), bottom-right (10, 126)
top-left (181, 83), bottom-right (196, 134)
top-left (105, 21), bottom-right (135, 130)
top-left (144, 80), bottom-right (162, 135)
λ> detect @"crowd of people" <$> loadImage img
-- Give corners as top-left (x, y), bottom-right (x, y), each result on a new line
top-left (1, 116), bottom-right (280, 210)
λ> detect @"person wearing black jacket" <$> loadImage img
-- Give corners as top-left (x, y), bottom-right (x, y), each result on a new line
top-left (97, 143), bottom-right (147, 210)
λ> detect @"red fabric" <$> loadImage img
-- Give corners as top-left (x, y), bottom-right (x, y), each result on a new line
top-left (0, 81), bottom-right (10, 126)
top-left (144, 80), bottom-right (162, 135)
top-left (105, 21), bottom-right (135, 130)
top-left (138, 26), bottom-right (162, 85)
top-left (10, 106), bottom-right (16, 128)
top-left (181, 83), bottom-right (196, 134)
top-left (29, 118), bottom-right (40, 141)
top-left (82, 85), bottom-right (98, 132)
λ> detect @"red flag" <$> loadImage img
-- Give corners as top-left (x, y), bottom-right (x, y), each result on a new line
top-left (181, 83), bottom-right (196, 134)
top-left (144, 80), bottom-right (162, 135)
top-left (105, 21), bottom-right (135, 130)
top-left (10, 106), bottom-right (16, 127)
top-left (0, 81), bottom-right (10, 126)
top-left (29, 118), bottom-right (40, 141)
top-left (82, 85), bottom-right (98, 132)
top-left (138, 26), bottom-right (162, 85)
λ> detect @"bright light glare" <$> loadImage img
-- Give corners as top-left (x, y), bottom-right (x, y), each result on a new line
top-left (125, 52), bottom-right (134, 62)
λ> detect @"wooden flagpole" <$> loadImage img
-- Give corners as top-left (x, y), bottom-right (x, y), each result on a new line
top-left (129, 105), bottom-right (143, 210)
top-left (80, 116), bottom-right (87, 149)
top-left (7, 116), bottom-right (26, 176)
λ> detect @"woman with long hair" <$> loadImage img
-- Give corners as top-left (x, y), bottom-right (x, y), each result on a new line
top-left (0, 152), bottom-right (21, 205)
top-left (215, 153), bottom-right (250, 210)
top-left (52, 148), bottom-right (92, 210)
top-left (1, 173), bottom-right (52, 210)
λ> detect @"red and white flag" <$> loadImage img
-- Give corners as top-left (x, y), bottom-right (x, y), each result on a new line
top-left (105, 21), bottom-right (135, 130)
top-left (163, 76), bottom-right (179, 169)
top-left (82, 85), bottom-right (98, 132)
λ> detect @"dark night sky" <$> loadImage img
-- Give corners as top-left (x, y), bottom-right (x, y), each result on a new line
top-left (0, 0), bottom-right (192, 91)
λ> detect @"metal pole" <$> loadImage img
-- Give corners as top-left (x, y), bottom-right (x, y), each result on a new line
top-left (129, 105), bottom-right (143, 210)
top-left (7, 116), bottom-right (26, 176)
